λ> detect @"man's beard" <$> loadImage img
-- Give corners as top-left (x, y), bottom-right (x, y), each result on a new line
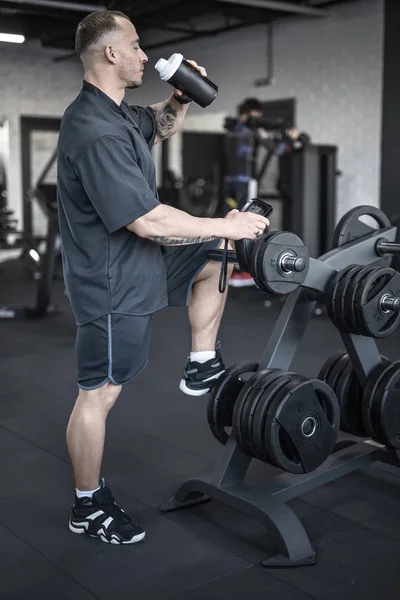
top-left (126, 80), bottom-right (142, 89)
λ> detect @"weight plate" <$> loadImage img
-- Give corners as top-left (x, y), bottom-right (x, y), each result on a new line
top-left (353, 267), bottom-right (391, 336)
top-left (253, 233), bottom-right (273, 282)
top-left (334, 360), bottom-right (366, 436)
top-left (326, 353), bottom-right (349, 394)
top-left (236, 368), bottom-right (278, 457)
top-left (326, 266), bottom-right (357, 331)
top-left (344, 266), bottom-right (378, 335)
top-left (318, 352), bottom-right (347, 383)
top-left (354, 267), bottom-right (400, 338)
top-left (207, 362), bottom-right (258, 445)
top-left (370, 360), bottom-right (400, 447)
top-left (320, 353), bottom-right (354, 431)
top-left (232, 368), bottom-right (272, 450)
top-left (332, 206), bottom-right (391, 249)
top-left (236, 238), bottom-right (256, 274)
top-left (362, 360), bottom-right (393, 440)
top-left (335, 265), bottom-right (364, 333)
top-left (251, 233), bottom-right (274, 293)
top-left (258, 231), bottom-right (309, 296)
top-left (264, 378), bottom-right (340, 474)
top-left (251, 371), bottom-right (300, 462)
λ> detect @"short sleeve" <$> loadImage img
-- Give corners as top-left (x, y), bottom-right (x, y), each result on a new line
top-left (128, 105), bottom-right (157, 149)
top-left (74, 135), bottom-right (160, 234)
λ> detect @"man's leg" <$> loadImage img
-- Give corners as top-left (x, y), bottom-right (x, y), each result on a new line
top-left (68, 313), bottom-right (151, 544)
top-left (179, 243), bottom-right (233, 396)
top-left (66, 382), bottom-right (121, 491)
top-left (188, 249), bottom-right (233, 352)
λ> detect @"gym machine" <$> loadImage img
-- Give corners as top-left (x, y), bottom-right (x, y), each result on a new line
top-left (161, 203), bottom-right (400, 568)
top-left (0, 148), bottom-right (60, 320)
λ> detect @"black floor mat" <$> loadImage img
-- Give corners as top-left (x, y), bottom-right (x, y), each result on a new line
top-left (1, 274), bottom-right (400, 599)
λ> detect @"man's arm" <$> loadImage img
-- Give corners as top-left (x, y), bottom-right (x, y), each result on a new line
top-left (150, 59), bottom-right (207, 144)
top-left (150, 94), bottom-right (190, 144)
top-left (126, 204), bottom-right (269, 245)
top-left (127, 204), bottom-right (224, 245)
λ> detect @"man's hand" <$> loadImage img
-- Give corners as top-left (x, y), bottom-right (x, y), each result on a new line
top-left (222, 209), bottom-right (270, 241)
top-left (174, 60), bottom-right (207, 99)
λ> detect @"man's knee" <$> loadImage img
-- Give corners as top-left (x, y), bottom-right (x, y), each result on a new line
top-left (77, 381), bottom-right (122, 413)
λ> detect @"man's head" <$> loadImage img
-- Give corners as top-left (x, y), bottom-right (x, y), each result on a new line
top-left (75, 11), bottom-right (148, 89)
top-left (238, 98), bottom-right (263, 123)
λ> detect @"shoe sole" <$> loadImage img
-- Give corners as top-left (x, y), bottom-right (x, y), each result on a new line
top-left (179, 370), bottom-right (225, 397)
top-left (69, 519), bottom-right (146, 545)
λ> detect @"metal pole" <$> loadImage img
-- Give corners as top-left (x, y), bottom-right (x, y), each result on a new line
top-left (4, 0), bottom-right (106, 12)
top-left (213, 0), bottom-right (327, 17)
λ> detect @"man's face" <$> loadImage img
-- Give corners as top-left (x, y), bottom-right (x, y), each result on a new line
top-left (248, 109), bottom-right (262, 121)
top-left (113, 18), bottom-right (148, 89)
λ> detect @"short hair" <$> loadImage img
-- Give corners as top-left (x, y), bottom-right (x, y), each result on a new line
top-left (238, 98), bottom-right (263, 116)
top-left (75, 10), bottom-right (131, 58)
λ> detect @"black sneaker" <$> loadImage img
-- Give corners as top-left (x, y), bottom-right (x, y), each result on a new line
top-left (179, 348), bottom-right (225, 396)
top-left (69, 480), bottom-right (145, 545)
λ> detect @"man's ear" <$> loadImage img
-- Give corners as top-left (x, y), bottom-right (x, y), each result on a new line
top-left (104, 45), bottom-right (117, 64)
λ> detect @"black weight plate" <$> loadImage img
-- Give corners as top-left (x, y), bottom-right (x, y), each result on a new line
top-left (332, 206), bottom-right (391, 249)
top-left (334, 361), bottom-right (365, 436)
top-left (250, 371), bottom-right (307, 462)
top-left (353, 267), bottom-right (391, 336)
top-left (232, 368), bottom-right (275, 450)
top-left (336, 355), bottom-right (390, 436)
top-left (253, 232), bottom-right (274, 282)
top-left (334, 265), bottom-right (364, 333)
top-left (251, 233), bottom-right (274, 293)
top-left (252, 371), bottom-right (301, 462)
top-left (370, 360), bottom-right (400, 447)
top-left (318, 352), bottom-right (346, 383)
top-left (361, 270), bottom-right (400, 338)
top-left (362, 360), bottom-right (393, 440)
top-left (207, 362), bottom-right (258, 445)
top-left (326, 266), bottom-right (357, 330)
top-left (264, 378), bottom-right (340, 474)
top-left (260, 231), bottom-right (309, 296)
top-left (253, 232), bottom-right (282, 294)
top-left (235, 238), bottom-right (255, 274)
top-left (355, 267), bottom-right (400, 338)
top-left (344, 265), bottom-right (378, 335)
top-left (237, 368), bottom-right (278, 457)
top-left (326, 353), bottom-right (349, 394)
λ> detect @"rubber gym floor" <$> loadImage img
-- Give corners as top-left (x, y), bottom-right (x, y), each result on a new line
top-left (1, 261), bottom-right (399, 600)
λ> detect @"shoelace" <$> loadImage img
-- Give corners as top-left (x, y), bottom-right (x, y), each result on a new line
top-left (98, 495), bottom-right (133, 525)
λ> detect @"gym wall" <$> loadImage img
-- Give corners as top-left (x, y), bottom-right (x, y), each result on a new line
top-left (0, 0), bottom-right (383, 233)
top-left (129, 0), bottom-right (384, 222)
top-left (0, 42), bottom-right (82, 230)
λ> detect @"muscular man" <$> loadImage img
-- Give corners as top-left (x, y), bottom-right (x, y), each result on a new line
top-left (57, 10), bottom-right (269, 545)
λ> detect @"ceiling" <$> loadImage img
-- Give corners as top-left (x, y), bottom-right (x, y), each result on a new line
top-left (0, 0), bottom-right (361, 56)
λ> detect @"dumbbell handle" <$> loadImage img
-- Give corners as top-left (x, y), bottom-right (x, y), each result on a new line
top-left (280, 254), bottom-right (306, 273)
top-left (376, 239), bottom-right (400, 256)
top-left (380, 294), bottom-right (400, 313)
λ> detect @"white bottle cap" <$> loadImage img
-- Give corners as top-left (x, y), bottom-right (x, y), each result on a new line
top-left (155, 53), bottom-right (184, 81)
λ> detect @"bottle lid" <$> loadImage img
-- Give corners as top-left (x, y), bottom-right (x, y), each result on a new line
top-left (155, 53), bottom-right (184, 81)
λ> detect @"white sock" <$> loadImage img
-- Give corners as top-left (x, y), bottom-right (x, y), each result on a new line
top-left (190, 350), bottom-right (216, 363)
top-left (76, 485), bottom-right (101, 499)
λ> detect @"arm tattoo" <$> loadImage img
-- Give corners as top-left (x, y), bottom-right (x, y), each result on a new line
top-left (151, 236), bottom-right (216, 246)
top-left (153, 102), bottom-right (178, 140)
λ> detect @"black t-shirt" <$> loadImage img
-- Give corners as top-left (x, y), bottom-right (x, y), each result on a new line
top-left (57, 81), bottom-right (168, 326)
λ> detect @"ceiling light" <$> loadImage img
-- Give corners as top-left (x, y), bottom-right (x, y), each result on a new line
top-left (0, 33), bottom-right (25, 44)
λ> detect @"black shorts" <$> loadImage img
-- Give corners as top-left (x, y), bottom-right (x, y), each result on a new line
top-left (76, 239), bottom-right (221, 390)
